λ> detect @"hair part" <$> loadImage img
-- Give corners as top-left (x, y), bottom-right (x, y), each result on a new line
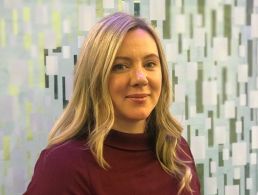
top-left (47, 12), bottom-right (193, 194)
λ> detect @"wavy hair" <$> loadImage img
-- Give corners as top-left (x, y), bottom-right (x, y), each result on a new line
top-left (47, 12), bottom-right (193, 194)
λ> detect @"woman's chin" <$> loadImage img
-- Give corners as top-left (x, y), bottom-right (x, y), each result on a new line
top-left (127, 113), bottom-right (150, 121)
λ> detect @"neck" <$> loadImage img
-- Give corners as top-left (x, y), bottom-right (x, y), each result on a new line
top-left (112, 119), bottom-right (146, 134)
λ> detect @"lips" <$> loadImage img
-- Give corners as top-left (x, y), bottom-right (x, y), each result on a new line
top-left (125, 94), bottom-right (149, 103)
top-left (126, 94), bottom-right (149, 98)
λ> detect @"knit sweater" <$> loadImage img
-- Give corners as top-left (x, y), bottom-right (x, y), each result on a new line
top-left (24, 130), bottom-right (200, 195)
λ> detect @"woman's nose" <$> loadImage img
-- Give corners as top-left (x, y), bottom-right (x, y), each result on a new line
top-left (136, 72), bottom-right (146, 79)
top-left (130, 69), bottom-right (148, 86)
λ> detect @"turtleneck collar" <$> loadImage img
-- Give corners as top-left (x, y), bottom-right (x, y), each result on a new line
top-left (104, 129), bottom-right (152, 151)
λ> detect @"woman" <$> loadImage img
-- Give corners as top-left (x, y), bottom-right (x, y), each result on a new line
top-left (24, 12), bottom-right (200, 195)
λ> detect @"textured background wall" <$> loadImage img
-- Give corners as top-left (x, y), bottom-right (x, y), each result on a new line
top-left (0, 0), bottom-right (257, 194)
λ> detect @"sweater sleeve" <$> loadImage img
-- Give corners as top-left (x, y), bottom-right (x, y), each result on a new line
top-left (178, 137), bottom-right (201, 195)
top-left (23, 146), bottom-right (92, 195)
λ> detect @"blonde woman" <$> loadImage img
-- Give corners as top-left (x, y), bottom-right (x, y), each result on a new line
top-left (24, 12), bottom-right (200, 195)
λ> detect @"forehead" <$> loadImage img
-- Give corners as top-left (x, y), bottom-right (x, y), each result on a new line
top-left (115, 28), bottom-right (159, 56)
top-left (125, 28), bottom-right (154, 39)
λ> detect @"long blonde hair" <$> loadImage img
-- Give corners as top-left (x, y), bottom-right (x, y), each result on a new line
top-left (48, 12), bottom-right (193, 194)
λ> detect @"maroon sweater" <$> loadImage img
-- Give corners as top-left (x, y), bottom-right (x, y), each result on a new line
top-left (24, 130), bottom-right (200, 195)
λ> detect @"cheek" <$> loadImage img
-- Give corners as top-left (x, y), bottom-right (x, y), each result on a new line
top-left (152, 77), bottom-right (162, 106)
top-left (156, 82), bottom-right (162, 99)
top-left (152, 73), bottom-right (162, 94)
top-left (108, 77), bottom-right (126, 99)
top-left (108, 80), bottom-right (116, 99)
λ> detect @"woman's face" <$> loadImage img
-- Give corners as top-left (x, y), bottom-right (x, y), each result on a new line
top-left (108, 28), bottom-right (162, 133)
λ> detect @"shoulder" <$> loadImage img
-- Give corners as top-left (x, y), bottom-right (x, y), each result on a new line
top-left (177, 136), bottom-right (193, 161)
top-left (35, 139), bottom-right (91, 176)
top-left (24, 139), bottom-right (92, 194)
top-left (177, 136), bottom-right (201, 194)
top-left (42, 139), bottom-right (90, 164)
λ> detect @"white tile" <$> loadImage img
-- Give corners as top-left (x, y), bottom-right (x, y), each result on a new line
top-left (232, 142), bottom-right (247, 166)
top-left (206, 177), bottom-right (217, 194)
top-left (44, 30), bottom-right (56, 49)
top-left (187, 62), bottom-right (197, 81)
top-left (46, 56), bottom-right (58, 75)
top-left (191, 136), bottom-right (205, 160)
top-left (175, 0), bottom-right (182, 7)
top-left (175, 14), bottom-right (186, 33)
top-left (237, 64), bottom-right (248, 83)
top-left (165, 42), bottom-right (178, 62)
top-left (251, 14), bottom-right (258, 38)
top-left (234, 168), bottom-right (240, 179)
top-left (225, 185), bottom-right (239, 195)
top-left (103, 0), bottom-right (115, 9)
top-left (35, 5), bottom-right (48, 25)
top-left (251, 126), bottom-right (258, 149)
top-left (182, 38), bottom-right (190, 50)
top-left (150, 0), bottom-right (165, 20)
top-left (187, 62), bottom-right (198, 81)
top-left (232, 26), bottom-right (240, 39)
top-left (223, 148), bottom-right (229, 160)
top-left (250, 153), bottom-right (257, 165)
top-left (214, 126), bottom-right (227, 144)
top-left (190, 105), bottom-right (196, 117)
top-left (78, 36), bottom-right (84, 49)
top-left (65, 75), bottom-right (73, 100)
top-left (246, 178), bottom-right (252, 189)
top-left (224, 100), bottom-right (235, 119)
top-left (194, 27), bottom-right (205, 47)
top-left (217, 8), bottom-right (223, 22)
top-left (63, 19), bottom-right (71, 33)
top-left (195, 14), bottom-right (202, 27)
top-left (203, 81), bottom-right (217, 106)
top-left (78, 5), bottom-right (96, 31)
top-left (175, 65), bottom-right (184, 77)
top-left (213, 37), bottom-right (228, 61)
top-left (207, 0), bottom-right (218, 9)
top-left (206, 118), bottom-right (211, 129)
top-left (249, 90), bottom-right (258, 108)
top-left (226, 82), bottom-right (234, 96)
top-left (240, 94), bottom-right (246, 106)
top-left (62, 46), bottom-right (70, 59)
top-left (239, 45), bottom-right (246, 57)
top-left (233, 7), bottom-right (245, 25)
top-left (175, 84), bottom-right (185, 103)
top-left (210, 161), bottom-right (217, 174)
top-left (121, 1), bottom-right (130, 14)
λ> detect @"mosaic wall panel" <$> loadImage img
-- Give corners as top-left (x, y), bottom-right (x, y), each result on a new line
top-left (0, 0), bottom-right (257, 194)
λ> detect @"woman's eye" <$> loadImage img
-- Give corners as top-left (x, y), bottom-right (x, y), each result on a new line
top-left (111, 64), bottom-right (127, 72)
top-left (145, 62), bottom-right (156, 68)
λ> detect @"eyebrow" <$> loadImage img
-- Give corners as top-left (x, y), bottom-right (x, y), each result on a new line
top-left (114, 54), bottom-right (160, 61)
top-left (143, 54), bottom-right (160, 60)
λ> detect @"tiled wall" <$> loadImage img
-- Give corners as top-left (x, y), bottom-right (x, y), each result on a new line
top-left (0, 0), bottom-right (257, 194)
